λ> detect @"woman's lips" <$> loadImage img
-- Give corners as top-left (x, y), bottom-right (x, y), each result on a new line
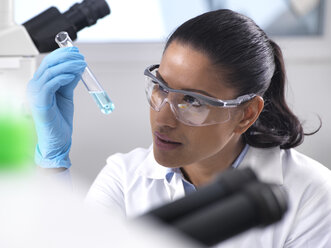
top-left (154, 131), bottom-right (182, 150)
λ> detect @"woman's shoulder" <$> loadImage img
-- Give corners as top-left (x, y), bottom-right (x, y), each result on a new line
top-left (104, 145), bottom-right (153, 174)
top-left (243, 146), bottom-right (331, 192)
top-left (282, 148), bottom-right (331, 185)
top-left (279, 149), bottom-right (331, 216)
top-left (236, 147), bottom-right (331, 248)
top-left (246, 146), bottom-right (330, 181)
top-left (106, 146), bottom-right (152, 164)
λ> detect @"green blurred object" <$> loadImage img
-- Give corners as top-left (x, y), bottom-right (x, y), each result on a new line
top-left (0, 113), bottom-right (36, 171)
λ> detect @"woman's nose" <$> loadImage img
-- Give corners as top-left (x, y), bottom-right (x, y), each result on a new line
top-left (155, 100), bottom-right (178, 128)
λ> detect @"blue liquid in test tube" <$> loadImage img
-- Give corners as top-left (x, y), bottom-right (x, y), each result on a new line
top-left (55, 31), bottom-right (115, 114)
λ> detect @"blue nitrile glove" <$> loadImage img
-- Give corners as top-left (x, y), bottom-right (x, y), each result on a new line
top-left (27, 47), bottom-right (87, 169)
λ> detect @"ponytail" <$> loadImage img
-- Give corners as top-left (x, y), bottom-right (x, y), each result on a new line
top-left (243, 40), bottom-right (305, 149)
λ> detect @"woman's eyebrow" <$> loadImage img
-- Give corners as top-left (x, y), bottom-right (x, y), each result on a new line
top-left (156, 70), bottom-right (216, 98)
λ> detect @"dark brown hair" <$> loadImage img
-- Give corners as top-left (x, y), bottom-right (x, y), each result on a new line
top-left (165, 9), bottom-right (319, 149)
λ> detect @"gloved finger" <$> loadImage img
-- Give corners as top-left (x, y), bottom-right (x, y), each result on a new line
top-left (34, 47), bottom-right (84, 80)
top-left (56, 76), bottom-right (81, 125)
top-left (30, 60), bottom-right (86, 93)
top-left (57, 74), bottom-right (81, 100)
top-left (34, 74), bottom-right (77, 108)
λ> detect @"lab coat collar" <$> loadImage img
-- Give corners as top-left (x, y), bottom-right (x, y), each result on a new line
top-left (136, 145), bottom-right (171, 180)
top-left (137, 145), bottom-right (284, 185)
top-left (240, 146), bottom-right (284, 185)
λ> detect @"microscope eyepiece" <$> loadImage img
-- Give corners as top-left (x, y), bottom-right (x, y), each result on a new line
top-left (23, 0), bottom-right (110, 53)
top-left (64, 0), bottom-right (110, 32)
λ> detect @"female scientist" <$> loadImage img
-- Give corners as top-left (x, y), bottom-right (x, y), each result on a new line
top-left (27, 9), bottom-right (331, 247)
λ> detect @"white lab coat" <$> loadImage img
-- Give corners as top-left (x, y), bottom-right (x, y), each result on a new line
top-left (85, 145), bottom-right (331, 247)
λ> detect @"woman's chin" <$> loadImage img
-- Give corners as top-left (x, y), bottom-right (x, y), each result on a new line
top-left (153, 147), bottom-right (184, 168)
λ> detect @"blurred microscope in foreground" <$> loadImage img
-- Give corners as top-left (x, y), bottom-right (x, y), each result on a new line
top-left (0, 0), bottom-right (110, 170)
top-left (0, 166), bottom-right (287, 247)
top-left (145, 168), bottom-right (288, 246)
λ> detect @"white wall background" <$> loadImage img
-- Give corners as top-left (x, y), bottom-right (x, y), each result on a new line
top-left (31, 1), bottom-right (331, 194)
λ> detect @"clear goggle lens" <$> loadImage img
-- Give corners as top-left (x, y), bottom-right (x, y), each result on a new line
top-left (145, 78), bottom-right (231, 126)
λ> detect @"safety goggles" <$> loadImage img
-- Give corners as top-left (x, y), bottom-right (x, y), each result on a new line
top-left (144, 64), bottom-right (256, 126)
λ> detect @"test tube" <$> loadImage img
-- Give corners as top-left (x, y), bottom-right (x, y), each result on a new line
top-left (55, 31), bottom-right (115, 114)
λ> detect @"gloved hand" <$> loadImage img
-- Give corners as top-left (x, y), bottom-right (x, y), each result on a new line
top-left (27, 47), bottom-right (86, 169)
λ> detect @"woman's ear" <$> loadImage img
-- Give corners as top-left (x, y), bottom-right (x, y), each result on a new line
top-left (234, 96), bottom-right (264, 134)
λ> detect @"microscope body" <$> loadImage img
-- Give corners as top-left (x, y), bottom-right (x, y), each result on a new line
top-left (0, 0), bottom-right (38, 113)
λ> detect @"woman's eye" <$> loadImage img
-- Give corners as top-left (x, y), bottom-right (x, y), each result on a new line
top-left (158, 85), bottom-right (169, 94)
top-left (183, 95), bottom-right (202, 107)
top-left (152, 81), bottom-right (168, 93)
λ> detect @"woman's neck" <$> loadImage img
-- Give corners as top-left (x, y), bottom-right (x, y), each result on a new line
top-left (181, 137), bottom-right (245, 187)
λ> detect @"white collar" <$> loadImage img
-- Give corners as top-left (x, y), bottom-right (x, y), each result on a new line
top-left (240, 146), bottom-right (284, 185)
top-left (136, 146), bottom-right (170, 180)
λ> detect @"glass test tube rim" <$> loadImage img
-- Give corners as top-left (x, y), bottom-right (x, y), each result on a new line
top-left (54, 31), bottom-right (115, 114)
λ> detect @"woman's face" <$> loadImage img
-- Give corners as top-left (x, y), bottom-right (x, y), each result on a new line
top-left (150, 41), bottom-right (245, 168)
